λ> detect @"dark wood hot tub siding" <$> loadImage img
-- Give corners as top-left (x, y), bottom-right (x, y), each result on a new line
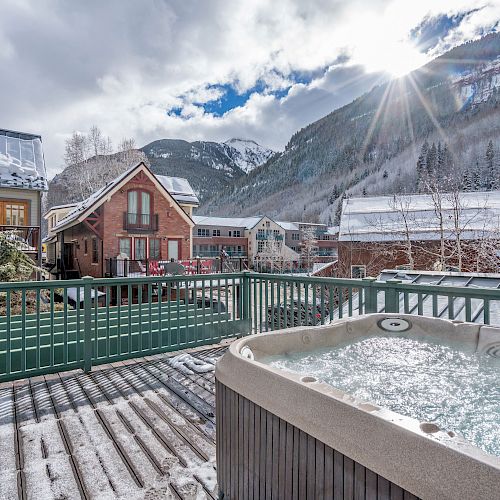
top-left (216, 381), bottom-right (420, 500)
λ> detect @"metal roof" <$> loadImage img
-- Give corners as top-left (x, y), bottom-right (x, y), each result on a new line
top-left (156, 174), bottom-right (199, 206)
top-left (0, 128), bottom-right (48, 191)
top-left (339, 191), bottom-right (500, 242)
top-left (193, 215), bottom-right (262, 229)
top-left (340, 269), bottom-right (500, 325)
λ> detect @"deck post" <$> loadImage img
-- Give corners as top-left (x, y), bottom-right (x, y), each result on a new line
top-left (83, 276), bottom-right (93, 373)
top-left (362, 277), bottom-right (378, 313)
top-left (241, 271), bottom-right (251, 334)
top-left (384, 279), bottom-right (401, 313)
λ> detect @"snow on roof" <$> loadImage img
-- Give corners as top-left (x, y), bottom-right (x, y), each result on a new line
top-left (0, 129), bottom-right (48, 191)
top-left (43, 202), bottom-right (78, 217)
top-left (325, 225), bottom-right (340, 235)
top-left (276, 221), bottom-right (299, 231)
top-left (193, 215), bottom-right (262, 229)
top-left (156, 174), bottom-right (199, 205)
top-left (51, 163), bottom-right (197, 232)
top-left (339, 191), bottom-right (500, 242)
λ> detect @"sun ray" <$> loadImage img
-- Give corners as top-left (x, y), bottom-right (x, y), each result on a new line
top-left (359, 78), bottom-right (395, 162)
top-left (406, 73), bottom-right (458, 162)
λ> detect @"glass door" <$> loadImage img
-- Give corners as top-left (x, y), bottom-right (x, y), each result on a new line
top-left (134, 238), bottom-right (147, 260)
top-left (167, 239), bottom-right (180, 261)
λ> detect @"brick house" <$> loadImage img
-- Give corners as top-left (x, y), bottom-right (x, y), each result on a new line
top-left (44, 162), bottom-right (197, 278)
top-left (337, 192), bottom-right (500, 278)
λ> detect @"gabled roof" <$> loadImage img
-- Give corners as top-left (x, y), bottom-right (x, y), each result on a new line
top-left (43, 202), bottom-right (78, 218)
top-left (0, 128), bottom-right (48, 191)
top-left (339, 191), bottom-right (500, 242)
top-left (51, 162), bottom-right (194, 233)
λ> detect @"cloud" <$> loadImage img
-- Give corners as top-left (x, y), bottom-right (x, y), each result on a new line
top-left (0, 0), bottom-right (497, 177)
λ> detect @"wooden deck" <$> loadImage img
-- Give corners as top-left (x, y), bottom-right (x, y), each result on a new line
top-left (0, 344), bottom-right (229, 500)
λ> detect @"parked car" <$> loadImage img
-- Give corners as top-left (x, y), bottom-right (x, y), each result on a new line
top-left (267, 299), bottom-right (329, 327)
top-left (190, 296), bottom-right (227, 313)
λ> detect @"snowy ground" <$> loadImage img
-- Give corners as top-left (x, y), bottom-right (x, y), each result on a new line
top-left (0, 345), bottom-right (227, 500)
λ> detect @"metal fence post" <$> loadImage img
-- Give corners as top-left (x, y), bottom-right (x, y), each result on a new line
top-left (83, 276), bottom-right (93, 373)
top-left (241, 271), bottom-right (251, 334)
top-left (362, 277), bottom-right (378, 313)
top-left (384, 279), bottom-right (401, 313)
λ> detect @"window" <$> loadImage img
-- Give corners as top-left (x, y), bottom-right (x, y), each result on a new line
top-left (292, 232), bottom-right (300, 241)
top-left (150, 238), bottom-right (161, 260)
top-left (119, 238), bottom-right (131, 258)
top-left (91, 238), bottom-right (99, 264)
top-left (213, 229), bottom-right (220, 236)
top-left (127, 189), bottom-right (151, 226)
top-left (258, 241), bottom-right (264, 253)
top-left (135, 238), bottom-right (147, 260)
top-left (197, 228), bottom-right (210, 237)
top-left (0, 201), bottom-right (28, 225)
top-left (351, 265), bottom-right (366, 279)
top-left (84, 238), bottom-right (88, 255)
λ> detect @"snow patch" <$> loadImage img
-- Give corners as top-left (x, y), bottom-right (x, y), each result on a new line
top-left (168, 354), bottom-right (215, 375)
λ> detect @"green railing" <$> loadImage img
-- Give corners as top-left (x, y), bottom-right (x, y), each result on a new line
top-left (1, 272), bottom-right (499, 382)
top-left (0, 273), bottom-right (247, 382)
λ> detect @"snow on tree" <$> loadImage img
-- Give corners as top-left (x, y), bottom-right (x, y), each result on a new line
top-left (300, 226), bottom-right (318, 270)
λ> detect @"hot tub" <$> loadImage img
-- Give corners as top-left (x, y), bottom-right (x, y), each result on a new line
top-left (215, 314), bottom-right (500, 499)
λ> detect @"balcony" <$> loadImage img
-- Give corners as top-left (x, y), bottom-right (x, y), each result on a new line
top-left (0, 225), bottom-right (40, 253)
top-left (256, 233), bottom-right (284, 241)
top-left (1, 272), bottom-right (500, 498)
top-left (123, 212), bottom-right (159, 232)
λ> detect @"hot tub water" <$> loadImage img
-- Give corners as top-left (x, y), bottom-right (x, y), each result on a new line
top-left (262, 334), bottom-right (500, 457)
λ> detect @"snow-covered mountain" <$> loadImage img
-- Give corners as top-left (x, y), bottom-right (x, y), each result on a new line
top-left (142, 138), bottom-right (274, 201)
top-left (223, 138), bottom-right (275, 173)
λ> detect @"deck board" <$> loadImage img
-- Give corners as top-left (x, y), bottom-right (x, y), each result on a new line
top-left (0, 344), bottom-right (228, 499)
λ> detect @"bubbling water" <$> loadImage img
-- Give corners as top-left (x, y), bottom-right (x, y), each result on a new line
top-left (263, 335), bottom-right (500, 457)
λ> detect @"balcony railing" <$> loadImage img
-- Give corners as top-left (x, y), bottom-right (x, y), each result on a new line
top-left (123, 212), bottom-right (159, 232)
top-left (0, 272), bottom-right (500, 382)
top-left (256, 233), bottom-right (284, 241)
top-left (0, 225), bottom-right (40, 253)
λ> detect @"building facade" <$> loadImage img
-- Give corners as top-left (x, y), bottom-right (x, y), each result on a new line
top-left (0, 129), bottom-right (48, 267)
top-left (193, 215), bottom-right (339, 265)
top-left (337, 192), bottom-right (500, 278)
top-left (44, 162), bottom-right (197, 278)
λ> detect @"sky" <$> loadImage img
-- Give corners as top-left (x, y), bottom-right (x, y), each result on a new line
top-left (0, 0), bottom-right (499, 178)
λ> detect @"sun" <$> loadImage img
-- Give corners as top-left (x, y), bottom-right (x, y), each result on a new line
top-left (357, 39), bottom-right (429, 78)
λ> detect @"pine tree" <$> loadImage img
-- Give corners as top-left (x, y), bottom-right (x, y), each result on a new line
top-left (426, 142), bottom-right (437, 177)
top-left (382, 170), bottom-right (388, 179)
top-left (362, 187), bottom-right (367, 196)
top-left (484, 140), bottom-right (497, 190)
top-left (472, 160), bottom-right (481, 191)
top-left (416, 141), bottom-right (428, 191)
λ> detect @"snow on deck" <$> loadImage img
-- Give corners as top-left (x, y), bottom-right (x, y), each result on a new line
top-left (0, 344), bottom-right (228, 499)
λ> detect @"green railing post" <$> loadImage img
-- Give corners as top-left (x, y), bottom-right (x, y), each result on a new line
top-left (83, 276), bottom-right (93, 373)
top-left (241, 271), bottom-right (251, 334)
top-left (384, 279), bottom-right (401, 313)
top-left (362, 277), bottom-right (378, 313)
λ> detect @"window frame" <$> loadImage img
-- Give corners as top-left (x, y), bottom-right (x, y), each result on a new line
top-left (91, 238), bottom-right (99, 264)
top-left (127, 188), bottom-right (153, 227)
top-left (351, 265), bottom-right (366, 279)
top-left (149, 238), bottom-right (161, 260)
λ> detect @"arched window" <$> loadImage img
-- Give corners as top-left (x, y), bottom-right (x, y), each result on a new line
top-left (127, 189), bottom-right (152, 227)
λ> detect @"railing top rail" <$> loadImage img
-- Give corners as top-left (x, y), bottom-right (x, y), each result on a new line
top-left (248, 272), bottom-right (500, 299)
top-left (1, 271), bottom-right (500, 300)
top-left (0, 272), bottom-right (246, 290)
